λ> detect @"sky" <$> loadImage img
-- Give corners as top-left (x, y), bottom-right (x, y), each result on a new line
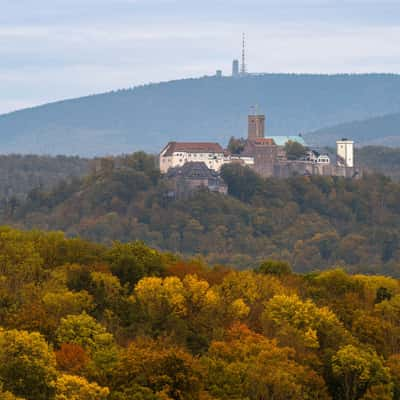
top-left (0, 0), bottom-right (399, 114)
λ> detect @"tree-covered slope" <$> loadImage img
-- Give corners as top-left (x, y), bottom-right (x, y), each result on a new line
top-left (357, 146), bottom-right (400, 181)
top-left (0, 154), bottom-right (89, 199)
top-left (1, 227), bottom-right (400, 399)
top-left (2, 74), bottom-right (400, 156)
top-left (306, 112), bottom-right (400, 147)
top-left (3, 153), bottom-right (400, 276)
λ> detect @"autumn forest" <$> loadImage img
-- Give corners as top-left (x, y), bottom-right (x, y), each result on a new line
top-left (0, 152), bottom-right (400, 399)
top-left (0, 227), bottom-right (400, 399)
top-left (3, 152), bottom-right (400, 275)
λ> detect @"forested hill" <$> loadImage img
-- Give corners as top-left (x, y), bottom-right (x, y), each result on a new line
top-left (0, 146), bottom-right (395, 201)
top-left (307, 112), bottom-right (400, 147)
top-left (4, 152), bottom-right (400, 276)
top-left (357, 146), bottom-right (400, 182)
top-left (2, 74), bottom-right (400, 155)
top-left (0, 154), bottom-right (89, 199)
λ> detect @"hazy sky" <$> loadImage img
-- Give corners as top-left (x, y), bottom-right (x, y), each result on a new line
top-left (1, 0), bottom-right (399, 114)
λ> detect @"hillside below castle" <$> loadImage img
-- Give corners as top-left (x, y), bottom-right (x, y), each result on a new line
top-left (2, 152), bottom-right (400, 275)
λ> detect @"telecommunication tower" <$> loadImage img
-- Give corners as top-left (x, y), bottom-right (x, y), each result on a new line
top-left (241, 32), bottom-right (247, 75)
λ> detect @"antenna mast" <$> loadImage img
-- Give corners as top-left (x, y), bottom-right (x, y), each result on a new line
top-left (241, 32), bottom-right (247, 75)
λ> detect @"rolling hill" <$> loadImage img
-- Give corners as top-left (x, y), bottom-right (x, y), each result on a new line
top-left (305, 112), bottom-right (400, 147)
top-left (1, 74), bottom-right (400, 156)
top-left (3, 155), bottom-right (400, 275)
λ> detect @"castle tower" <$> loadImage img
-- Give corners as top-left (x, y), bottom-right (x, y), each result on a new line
top-left (336, 139), bottom-right (354, 168)
top-left (248, 114), bottom-right (265, 140)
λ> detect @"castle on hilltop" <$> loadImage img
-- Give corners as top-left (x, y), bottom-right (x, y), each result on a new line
top-left (159, 111), bottom-right (359, 197)
top-left (236, 113), bottom-right (357, 178)
top-left (160, 111), bottom-right (358, 173)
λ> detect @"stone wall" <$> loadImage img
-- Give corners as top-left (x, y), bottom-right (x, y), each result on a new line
top-left (272, 161), bottom-right (360, 179)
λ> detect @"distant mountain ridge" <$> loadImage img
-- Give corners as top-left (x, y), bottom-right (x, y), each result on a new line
top-left (2, 74), bottom-right (400, 156)
top-left (305, 112), bottom-right (400, 147)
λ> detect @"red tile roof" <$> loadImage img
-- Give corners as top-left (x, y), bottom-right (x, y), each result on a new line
top-left (162, 142), bottom-right (224, 156)
top-left (251, 138), bottom-right (276, 146)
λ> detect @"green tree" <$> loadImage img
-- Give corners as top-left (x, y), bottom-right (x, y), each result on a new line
top-left (56, 313), bottom-right (118, 383)
top-left (0, 228), bottom-right (44, 292)
top-left (220, 163), bottom-right (264, 202)
top-left (376, 287), bottom-right (393, 304)
top-left (331, 345), bottom-right (392, 400)
top-left (284, 140), bottom-right (308, 160)
top-left (227, 137), bottom-right (246, 155)
top-left (0, 384), bottom-right (25, 400)
top-left (88, 271), bottom-right (125, 316)
top-left (109, 385), bottom-right (160, 400)
top-left (122, 152), bottom-right (161, 185)
top-left (106, 242), bottom-right (166, 289)
top-left (255, 260), bottom-right (292, 276)
top-left (387, 354), bottom-right (400, 400)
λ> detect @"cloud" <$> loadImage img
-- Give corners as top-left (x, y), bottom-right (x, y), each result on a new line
top-left (0, 1), bottom-right (399, 114)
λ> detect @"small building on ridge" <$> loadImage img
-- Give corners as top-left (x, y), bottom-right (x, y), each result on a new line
top-left (159, 142), bottom-right (225, 173)
top-left (165, 162), bottom-right (228, 199)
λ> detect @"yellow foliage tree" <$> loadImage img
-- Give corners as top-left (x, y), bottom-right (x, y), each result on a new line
top-left (262, 294), bottom-right (348, 353)
top-left (55, 374), bottom-right (109, 400)
top-left (202, 323), bottom-right (330, 400)
top-left (0, 329), bottom-right (57, 400)
top-left (113, 337), bottom-right (201, 400)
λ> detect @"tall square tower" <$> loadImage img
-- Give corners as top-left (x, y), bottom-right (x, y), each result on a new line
top-left (248, 115), bottom-right (265, 141)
